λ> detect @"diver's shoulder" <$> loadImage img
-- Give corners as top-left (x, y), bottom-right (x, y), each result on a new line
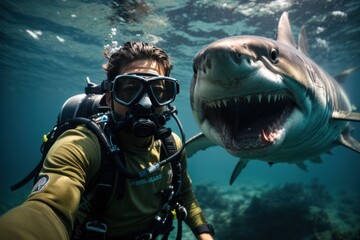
top-left (56, 124), bottom-right (101, 148)
top-left (170, 132), bottom-right (182, 148)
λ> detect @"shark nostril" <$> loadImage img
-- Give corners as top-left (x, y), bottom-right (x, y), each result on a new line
top-left (197, 54), bottom-right (211, 74)
top-left (202, 54), bottom-right (206, 62)
top-left (232, 51), bottom-right (242, 64)
top-left (204, 56), bottom-right (212, 72)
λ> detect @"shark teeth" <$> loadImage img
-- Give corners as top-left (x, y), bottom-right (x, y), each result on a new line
top-left (207, 92), bottom-right (288, 107)
top-left (204, 90), bottom-right (294, 151)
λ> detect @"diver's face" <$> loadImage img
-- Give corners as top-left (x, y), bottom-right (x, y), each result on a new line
top-left (106, 59), bottom-right (166, 117)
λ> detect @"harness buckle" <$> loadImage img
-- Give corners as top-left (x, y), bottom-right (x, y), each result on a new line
top-left (85, 221), bottom-right (107, 240)
top-left (135, 232), bottom-right (153, 240)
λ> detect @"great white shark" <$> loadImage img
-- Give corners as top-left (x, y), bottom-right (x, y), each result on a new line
top-left (186, 12), bottom-right (360, 185)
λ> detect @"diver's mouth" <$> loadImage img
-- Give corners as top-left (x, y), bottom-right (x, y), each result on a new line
top-left (203, 91), bottom-right (295, 151)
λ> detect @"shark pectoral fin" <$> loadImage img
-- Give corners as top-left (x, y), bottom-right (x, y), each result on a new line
top-left (326, 150), bottom-right (333, 155)
top-left (185, 132), bottom-right (216, 158)
top-left (277, 12), bottom-right (296, 48)
top-left (229, 159), bottom-right (249, 185)
top-left (338, 132), bottom-right (360, 154)
top-left (334, 65), bottom-right (360, 84)
top-left (332, 111), bottom-right (360, 122)
top-left (296, 161), bottom-right (308, 171)
top-left (310, 156), bottom-right (322, 163)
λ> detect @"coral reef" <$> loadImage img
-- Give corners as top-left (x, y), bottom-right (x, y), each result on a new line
top-left (219, 181), bottom-right (332, 239)
top-left (194, 178), bottom-right (360, 240)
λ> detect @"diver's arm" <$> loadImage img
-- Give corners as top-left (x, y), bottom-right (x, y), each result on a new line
top-left (0, 126), bottom-right (101, 240)
top-left (0, 200), bottom-right (69, 239)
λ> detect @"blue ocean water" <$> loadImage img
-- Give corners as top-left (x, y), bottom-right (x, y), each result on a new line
top-left (1, 0), bottom-right (360, 238)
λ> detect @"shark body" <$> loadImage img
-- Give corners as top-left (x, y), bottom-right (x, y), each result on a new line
top-left (187, 12), bottom-right (360, 184)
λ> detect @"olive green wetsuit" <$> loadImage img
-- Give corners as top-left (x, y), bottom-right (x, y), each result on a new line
top-left (0, 125), bottom-right (207, 239)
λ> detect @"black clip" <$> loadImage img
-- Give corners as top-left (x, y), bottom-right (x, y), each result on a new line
top-left (135, 232), bottom-right (153, 240)
top-left (85, 221), bottom-right (107, 240)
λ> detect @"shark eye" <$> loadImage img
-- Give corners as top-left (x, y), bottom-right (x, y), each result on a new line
top-left (269, 48), bottom-right (279, 64)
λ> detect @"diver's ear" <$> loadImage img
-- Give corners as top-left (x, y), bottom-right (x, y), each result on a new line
top-left (105, 92), bottom-right (112, 106)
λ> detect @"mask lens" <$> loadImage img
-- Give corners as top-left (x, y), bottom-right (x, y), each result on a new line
top-left (150, 79), bottom-right (176, 105)
top-left (113, 76), bottom-right (143, 105)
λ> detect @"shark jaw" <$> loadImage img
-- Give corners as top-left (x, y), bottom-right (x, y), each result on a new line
top-left (201, 90), bottom-right (297, 156)
top-left (190, 34), bottom-right (315, 159)
top-left (192, 50), bottom-right (303, 158)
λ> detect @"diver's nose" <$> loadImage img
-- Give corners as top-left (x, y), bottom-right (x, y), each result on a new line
top-left (138, 93), bottom-right (152, 109)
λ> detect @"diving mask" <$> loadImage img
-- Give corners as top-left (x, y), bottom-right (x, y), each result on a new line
top-left (111, 72), bottom-right (179, 107)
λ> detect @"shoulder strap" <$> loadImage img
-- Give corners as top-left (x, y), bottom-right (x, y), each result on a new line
top-left (161, 134), bottom-right (182, 195)
top-left (84, 151), bottom-right (117, 214)
top-left (161, 134), bottom-right (177, 157)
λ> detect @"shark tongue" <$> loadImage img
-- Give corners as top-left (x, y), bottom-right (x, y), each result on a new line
top-left (261, 129), bottom-right (276, 143)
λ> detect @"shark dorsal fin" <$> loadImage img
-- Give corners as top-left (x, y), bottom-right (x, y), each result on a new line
top-left (298, 25), bottom-right (309, 57)
top-left (277, 12), bottom-right (296, 48)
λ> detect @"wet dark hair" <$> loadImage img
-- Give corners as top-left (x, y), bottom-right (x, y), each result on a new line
top-left (104, 41), bottom-right (173, 81)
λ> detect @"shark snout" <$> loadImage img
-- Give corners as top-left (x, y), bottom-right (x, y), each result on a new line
top-left (194, 47), bottom-right (255, 81)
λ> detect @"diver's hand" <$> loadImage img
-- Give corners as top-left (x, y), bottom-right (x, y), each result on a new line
top-left (198, 233), bottom-right (214, 240)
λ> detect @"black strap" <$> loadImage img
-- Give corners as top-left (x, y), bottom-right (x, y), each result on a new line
top-left (161, 134), bottom-right (177, 156)
top-left (192, 224), bottom-right (215, 237)
top-left (86, 154), bottom-right (117, 213)
top-left (10, 161), bottom-right (44, 191)
top-left (159, 134), bottom-right (184, 240)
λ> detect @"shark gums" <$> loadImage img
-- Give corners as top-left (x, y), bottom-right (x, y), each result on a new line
top-left (186, 12), bottom-right (360, 185)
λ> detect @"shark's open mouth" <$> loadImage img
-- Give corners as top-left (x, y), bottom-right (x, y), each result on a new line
top-left (203, 91), bottom-right (295, 151)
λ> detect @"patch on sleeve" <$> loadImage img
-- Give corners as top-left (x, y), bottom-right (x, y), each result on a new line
top-left (32, 175), bottom-right (50, 193)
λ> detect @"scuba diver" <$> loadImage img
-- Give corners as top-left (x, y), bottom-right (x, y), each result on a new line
top-left (0, 41), bottom-right (214, 240)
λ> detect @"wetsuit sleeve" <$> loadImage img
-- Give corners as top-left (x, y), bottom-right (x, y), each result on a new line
top-left (171, 134), bottom-right (209, 231)
top-left (0, 126), bottom-right (101, 240)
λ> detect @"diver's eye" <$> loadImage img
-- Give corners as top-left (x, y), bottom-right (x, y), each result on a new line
top-left (269, 48), bottom-right (279, 64)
